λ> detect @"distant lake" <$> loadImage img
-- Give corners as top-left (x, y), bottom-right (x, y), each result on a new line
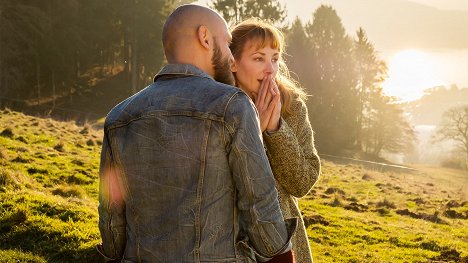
top-left (381, 48), bottom-right (468, 101)
top-left (413, 124), bottom-right (456, 165)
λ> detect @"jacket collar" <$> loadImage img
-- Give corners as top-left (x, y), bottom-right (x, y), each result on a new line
top-left (153, 64), bottom-right (213, 82)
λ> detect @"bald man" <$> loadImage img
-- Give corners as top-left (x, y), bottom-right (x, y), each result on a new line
top-left (98, 5), bottom-right (295, 262)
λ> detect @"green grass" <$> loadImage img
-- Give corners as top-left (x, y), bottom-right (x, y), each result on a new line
top-left (302, 162), bottom-right (468, 263)
top-left (0, 109), bottom-right (101, 262)
top-left (1, 109), bottom-right (467, 262)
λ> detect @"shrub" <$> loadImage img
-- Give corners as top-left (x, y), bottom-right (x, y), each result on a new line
top-left (330, 194), bottom-right (343, 207)
top-left (0, 168), bottom-right (12, 186)
top-left (12, 156), bottom-right (30, 163)
top-left (0, 147), bottom-right (7, 159)
top-left (67, 173), bottom-right (92, 185)
top-left (27, 167), bottom-right (49, 175)
top-left (441, 157), bottom-right (464, 170)
top-left (0, 250), bottom-right (47, 263)
top-left (377, 198), bottom-right (396, 209)
top-left (376, 207), bottom-right (391, 216)
top-left (54, 142), bottom-right (65, 152)
top-left (52, 185), bottom-right (85, 198)
top-left (0, 127), bottom-right (14, 137)
top-left (86, 139), bottom-right (95, 146)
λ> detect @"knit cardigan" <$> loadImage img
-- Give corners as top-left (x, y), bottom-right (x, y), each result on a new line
top-left (263, 95), bottom-right (321, 263)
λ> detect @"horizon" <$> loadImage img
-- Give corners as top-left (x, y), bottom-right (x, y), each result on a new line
top-left (195, 0), bottom-right (468, 102)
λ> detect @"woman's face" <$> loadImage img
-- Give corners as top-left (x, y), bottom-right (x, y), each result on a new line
top-left (232, 40), bottom-right (280, 98)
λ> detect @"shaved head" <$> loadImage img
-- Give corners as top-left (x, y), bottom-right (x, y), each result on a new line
top-left (162, 4), bottom-right (227, 62)
top-left (161, 4), bottom-right (234, 85)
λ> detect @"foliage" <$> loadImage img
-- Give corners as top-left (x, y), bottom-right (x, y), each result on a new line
top-left (284, 18), bottom-right (310, 87)
top-left (0, 0), bottom-right (176, 117)
top-left (210, 0), bottom-right (286, 25)
top-left (362, 90), bottom-right (417, 157)
top-left (282, 5), bottom-right (415, 157)
top-left (434, 106), bottom-right (468, 169)
top-left (406, 85), bottom-right (468, 125)
top-left (2, 1), bottom-right (417, 159)
top-left (352, 28), bottom-right (388, 151)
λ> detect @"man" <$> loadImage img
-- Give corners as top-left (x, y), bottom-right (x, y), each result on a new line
top-left (97, 4), bottom-right (295, 262)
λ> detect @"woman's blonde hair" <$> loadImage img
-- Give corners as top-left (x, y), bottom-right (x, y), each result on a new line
top-left (230, 18), bottom-right (306, 117)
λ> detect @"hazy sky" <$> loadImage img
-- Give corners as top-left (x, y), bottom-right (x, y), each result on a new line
top-left (194, 0), bottom-right (468, 100)
top-left (407, 0), bottom-right (468, 11)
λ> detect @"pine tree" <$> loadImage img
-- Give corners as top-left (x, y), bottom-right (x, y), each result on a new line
top-left (305, 5), bottom-right (358, 153)
top-left (284, 17), bottom-right (310, 85)
top-left (210, 0), bottom-right (286, 25)
top-left (353, 27), bottom-right (387, 150)
top-left (362, 89), bottom-right (416, 158)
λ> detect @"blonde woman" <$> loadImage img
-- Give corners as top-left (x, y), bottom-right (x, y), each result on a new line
top-left (230, 19), bottom-right (321, 263)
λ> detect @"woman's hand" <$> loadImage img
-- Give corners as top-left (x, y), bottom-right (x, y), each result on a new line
top-left (266, 79), bottom-right (282, 132)
top-left (252, 75), bottom-right (281, 132)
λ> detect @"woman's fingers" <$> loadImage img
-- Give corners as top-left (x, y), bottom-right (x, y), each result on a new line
top-left (256, 76), bottom-right (269, 108)
top-left (264, 78), bottom-right (273, 107)
top-left (253, 75), bottom-right (281, 132)
top-left (266, 78), bottom-right (282, 132)
top-left (270, 78), bottom-right (279, 95)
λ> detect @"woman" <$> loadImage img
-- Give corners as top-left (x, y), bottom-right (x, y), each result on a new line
top-left (230, 19), bottom-right (321, 263)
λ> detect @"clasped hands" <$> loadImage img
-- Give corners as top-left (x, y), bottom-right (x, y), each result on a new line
top-left (251, 75), bottom-right (282, 133)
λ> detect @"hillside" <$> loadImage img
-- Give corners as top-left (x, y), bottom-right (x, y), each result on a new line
top-left (0, 109), bottom-right (102, 262)
top-left (406, 86), bottom-right (468, 125)
top-left (304, 162), bottom-right (468, 262)
top-left (287, 0), bottom-right (468, 50)
top-left (1, 110), bottom-right (467, 262)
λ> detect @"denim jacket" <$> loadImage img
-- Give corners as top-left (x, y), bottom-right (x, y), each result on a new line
top-left (98, 64), bottom-right (295, 262)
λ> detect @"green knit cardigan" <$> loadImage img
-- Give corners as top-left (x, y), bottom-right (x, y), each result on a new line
top-left (263, 94), bottom-right (321, 263)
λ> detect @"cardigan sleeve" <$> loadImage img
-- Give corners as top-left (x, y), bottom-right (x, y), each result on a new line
top-left (263, 96), bottom-right (321, 198)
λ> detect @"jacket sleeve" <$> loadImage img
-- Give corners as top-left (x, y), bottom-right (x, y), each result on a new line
top-left (97, 130), bottom-right (127, 262)
top-left (225, 92), bottom-right (294, 259)
top-left (263, 97), bottom-right (321, 198)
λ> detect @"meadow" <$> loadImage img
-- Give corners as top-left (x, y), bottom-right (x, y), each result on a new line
top-left (0, 110), bottom-right (467, 262)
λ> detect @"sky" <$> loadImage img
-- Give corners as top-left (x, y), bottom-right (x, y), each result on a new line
top-left (406, 0), bottom-right (468, 11)
top-left (194, 0), bottom-right (468, 101)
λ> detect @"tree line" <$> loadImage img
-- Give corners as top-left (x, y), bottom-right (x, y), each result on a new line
top-left (0, 0), bottom-right (185, 108)
top-left (213, 1), bottom-right (415, 158)
top-left (0, 0), bottom-right (416, 159)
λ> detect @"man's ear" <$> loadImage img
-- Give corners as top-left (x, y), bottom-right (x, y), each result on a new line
top-left (197, 25), bottom-right (212, 50)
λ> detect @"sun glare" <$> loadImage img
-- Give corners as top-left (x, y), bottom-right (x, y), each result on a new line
top-left (382, 49), bottom-right (444, 102)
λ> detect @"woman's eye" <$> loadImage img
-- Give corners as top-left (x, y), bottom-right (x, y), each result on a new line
top-left (272, 58), bottom-right (279, 63)
top-left (254, 57), bottom-right (263, 62)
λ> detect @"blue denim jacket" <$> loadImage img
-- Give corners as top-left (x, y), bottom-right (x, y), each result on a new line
top-left (98, 64), bottom-right (295, 262)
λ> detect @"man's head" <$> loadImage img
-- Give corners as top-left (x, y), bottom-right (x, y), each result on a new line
top-left (162, 5), bottom-right (234, 85)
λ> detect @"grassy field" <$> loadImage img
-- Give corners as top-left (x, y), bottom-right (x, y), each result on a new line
top-left (303, 162), bottom-right (468, 263)
top-left (1, 109), bottom-right (467, 262)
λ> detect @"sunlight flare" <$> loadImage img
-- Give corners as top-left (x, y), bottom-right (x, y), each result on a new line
top-left (382, 49), bottom-right (445, 101)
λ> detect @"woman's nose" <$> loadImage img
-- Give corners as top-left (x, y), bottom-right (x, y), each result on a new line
top-left (264, 61), bottom-right (274, 74)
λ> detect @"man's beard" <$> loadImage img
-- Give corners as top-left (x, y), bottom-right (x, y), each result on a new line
top-left (212, 39), bottom-right (235, 86)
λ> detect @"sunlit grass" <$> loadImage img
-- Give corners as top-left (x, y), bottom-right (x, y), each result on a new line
top-left (0, 110), bottom-right (102, 262)
top-left (301, 161), bottom-right (468, 262)
top-left (1, 109), bottom-right (467, 262)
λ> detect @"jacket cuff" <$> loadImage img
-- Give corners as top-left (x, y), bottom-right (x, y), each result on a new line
top-left (264, 118), bottom-right (284, 137)
top-left (96, 244), bottom-right (119, 263)
top-left (255, 217), bottom-right (298, 262)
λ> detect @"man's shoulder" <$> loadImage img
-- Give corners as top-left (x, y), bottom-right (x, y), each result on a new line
top-left (103, 84), bottom-right (153, 129)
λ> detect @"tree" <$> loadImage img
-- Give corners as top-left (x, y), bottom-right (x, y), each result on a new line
top-left (0, 1), bottom-right (48, 101)
top-left (353, 27), bottom-right (387, 150)
top-left (305, 5), bottom-right (358, 153)
top-left (434, 106), bottom-right (468, 169)
top-left (284, 17), bottom-right (310, 85)
top-left (361, 89), bottom-right (416, 158)
top-left (210, 0), bottom-right (286, 25)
